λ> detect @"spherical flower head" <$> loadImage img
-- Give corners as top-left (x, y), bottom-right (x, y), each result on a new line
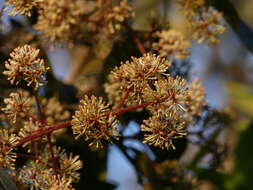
top-left (152, 30), bottom-right (190, 59)
top-left (105, 54), bottom-right (171, 106)
top-left (0, 129), bottom-right (18, 170)
top-left (34, 0), bottom-right (87, 44)
top-left (143, 75), bottom-right (190, 115)
top-left (5, 0), bottom-right (41, 16)
top-left (42, 146), bottom-right (83, 182)
top-left (141, 112), bottom-right (187, 150)
top-left (1, 90), bottom-right (31, 123)
top-left (71, 95), bottom-right (119, 148)
top-left (3, 45), bottom-right (49, 89)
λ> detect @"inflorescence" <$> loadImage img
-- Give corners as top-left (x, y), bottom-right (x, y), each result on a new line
top-left (0, 0), bottom-right (220, 188)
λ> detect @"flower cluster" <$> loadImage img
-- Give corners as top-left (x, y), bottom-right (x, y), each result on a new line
top-left (173, 0), bottom-right (226, 44)
top-left (105, 54), bottom-right (206, 149)
top-left (152, 30), bottom-right (190, 59)
top-left (5, 0), bottom-right (40, 16)
top-left (34, 0), bottom-right (87, 44)
top-left (71, 95), bottom-right (119, 148)
top-left (5, 0), bottom-right (134, 44)
top-left (104, 0), bottom-right (134, 34)
top-left (105, 54), bottom-right (171, 107)
top-left (1, 90), bottom-right (31, 123)
top-left (3, 45), bottom-right (49, 89)
top-left (141, 112), bottom-right (186, 149)
top-left (0, 129), bottom-right (18, 170)
top-left (17, 146), bottom-right (82, 190)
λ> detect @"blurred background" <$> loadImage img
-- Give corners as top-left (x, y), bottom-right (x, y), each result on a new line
top-left (1, 0), bottom-right (253, 189)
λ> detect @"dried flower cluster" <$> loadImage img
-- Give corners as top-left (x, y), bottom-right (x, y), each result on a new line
top-left (5, 0), bottom-right (40, 16)
top-left (152, 30), bottom-right (190, 59)
top-left (71, 95), bottom-right (119, 148)
top-left (174, 0), bottom-right (226, 44)
top-left (3, 45), bottom-right (49, 89)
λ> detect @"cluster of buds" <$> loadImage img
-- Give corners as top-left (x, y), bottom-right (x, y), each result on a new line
top-left (173, 0), bottom-right (226, 44)
top-left (5, 0), bottom-right (134, 44)
top-left (34, 0), bottom-right (88, 44)
top-left (152, 30), bottom-right (190, 59)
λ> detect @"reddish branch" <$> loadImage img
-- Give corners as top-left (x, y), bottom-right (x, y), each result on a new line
top-left (16, 100), bottom-right (153, 147)
top-left (115, 85), bottom-right (133, 109)
top-left (21, 110), bottom-right (41, 123)
top-left (16, 121), bottom-right (71, 147)
top-left (133, 37), bottom-right (146, 54)
top-left (32, 89), bottom-right (59, 174)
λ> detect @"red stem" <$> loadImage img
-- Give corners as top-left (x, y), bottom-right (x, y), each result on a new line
top-left (16, 101), bottom-right (153, 147)
top-left (115, 85), bottom-right (133, 109)
top-left (134, 37), bottom-right (146, 55)
top-left (47, 133), bottom-right (59, 174)
top-left (16, 121), bottom-right (71, 146)
top-left (109, 101), bottom-right (152, 116)
top-left (21, 110), bottom-right (41, 123)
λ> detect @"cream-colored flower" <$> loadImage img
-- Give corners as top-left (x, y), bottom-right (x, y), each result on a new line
top-left (0, 129), bottom-right (18, 170)
top-left (141, 112), bottom-right (187, 150)
top-left (143, 75), bottom-right (190, 115)
top-left (3, 45), bottom-right (49, 89)
top-left (173, 0), bottom-right (226, 44)
top-left (152, 30), bottom-right (190, 59)
top-left (105, 54), bottom-right (171, 106)
top-left (1, 90), bottom-right (31, 123)
top-left (42, 146), bottom-right (83, 182)
top-left (35, 0), bottom-right (87, 44)
top-left (71, 95), bottom-right (119, 148)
